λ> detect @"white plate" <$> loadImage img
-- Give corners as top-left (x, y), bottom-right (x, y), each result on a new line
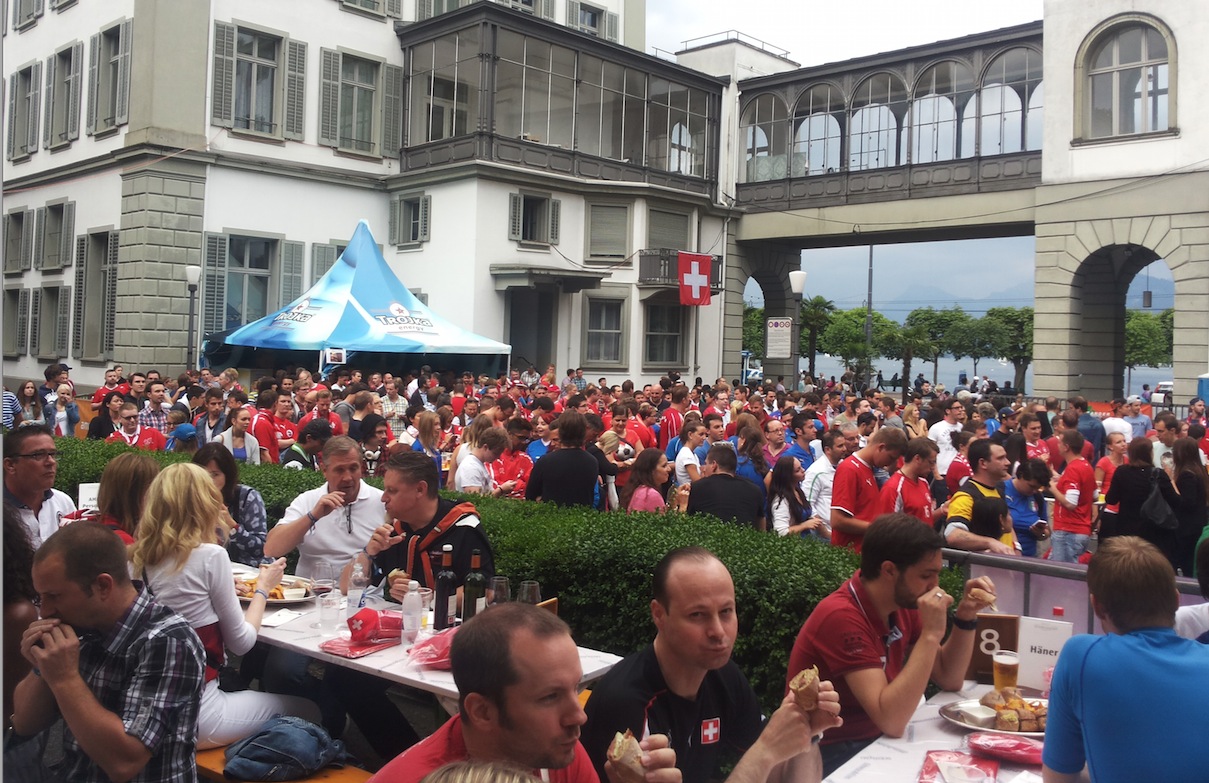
top-left (236, 577), bottom-right (316, 605)
top-left (938, 698), bottom-right (1047, 739)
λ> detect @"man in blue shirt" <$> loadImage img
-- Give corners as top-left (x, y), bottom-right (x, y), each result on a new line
top-left (1043, 537), bottom-right (1209, 783)
top-left (784, 412), bottom-right (821, 470)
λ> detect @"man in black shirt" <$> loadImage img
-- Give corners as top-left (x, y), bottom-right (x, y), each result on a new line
top-left (526, 411), bottom-right (599, 508)
top-left (686, 444), bottom-right (766, 530)
top-left (582, 547), bottom-right (841, 783)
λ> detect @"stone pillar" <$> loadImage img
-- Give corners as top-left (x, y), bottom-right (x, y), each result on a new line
top-left (115, 158), bottom-right (206, 374)
top-left (723, 227), bottom-right (801, 384)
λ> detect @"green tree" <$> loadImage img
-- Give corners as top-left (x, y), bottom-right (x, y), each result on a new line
top-left (984, 306), bottom-right (1034, 391)
top-left (942, 309), bottom-right (977, 370)
top-left (742, 305), bottom-right (766, 358)
top-left (965, 317), bottom-right (1006, 378)
top-left (1159, 308), bottom-right (1174, 361)
top-left (905, 306), bottom-right (967, 385)
top-left (819, 308), bottom-right (898, 379)
top-left (1125, 310), bottom-right (1170, 368)
top-left (882, 324), bottom-right (936, 403)
top-left (798, 295), bottom-right (837, 379)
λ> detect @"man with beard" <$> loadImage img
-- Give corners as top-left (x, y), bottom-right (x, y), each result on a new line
top-left (786, 514), bottom-right (995, 775)
top-left (369, 604), bottom-right (680, 783)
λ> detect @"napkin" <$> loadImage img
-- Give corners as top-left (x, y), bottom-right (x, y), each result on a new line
top-left (261, 609), bottom-right (307, 627)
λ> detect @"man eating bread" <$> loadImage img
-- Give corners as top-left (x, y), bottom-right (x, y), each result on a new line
top-left (786, 514), bottom-right (995, 776)
top-left (581, 547), bottom-right (842, 783)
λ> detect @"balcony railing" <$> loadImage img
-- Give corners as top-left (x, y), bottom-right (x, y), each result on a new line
top-left (637, 248), bottom-right (723, 292)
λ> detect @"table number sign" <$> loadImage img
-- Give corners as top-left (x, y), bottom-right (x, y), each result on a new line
top-left (965, 613), bottom-right (1019, 683)
top-left (1016, 615), bottom-right (1073, 690)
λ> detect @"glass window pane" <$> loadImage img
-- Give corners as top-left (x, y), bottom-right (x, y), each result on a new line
top-left (525, 39), bottom-right (551, 71)
top-left (1092, 40), bottom-right (1113, 70)
top-left (549, 74), bottom-right (574, 148)
top-left (1090, 72), bottom-right (1114, 137)
top-left (1118, 66), bottom-right (1141, 135)
top-left (497, 30), bottom-right (524, 63)
top-left (1146, 28), bottom-right (1167, 60)
top-left (1118, 27), bottom-right (1142, 65)
top-left (580, 54), bottom-right (603, 86)
top-left (495, 61), bottom-right (523, 137)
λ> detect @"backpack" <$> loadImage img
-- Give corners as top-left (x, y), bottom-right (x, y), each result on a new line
top-left (1140, 468), bottom-right (1178, 531)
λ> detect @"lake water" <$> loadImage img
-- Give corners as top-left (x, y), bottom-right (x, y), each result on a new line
top-left (795, 355), bottom-right (1173, 398)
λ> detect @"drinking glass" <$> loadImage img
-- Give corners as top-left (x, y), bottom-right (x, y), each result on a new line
top-left (992, 651), bottom-right (1020, 691)
top-left (318, 591), bottom-right (342, 637)
top-left (310, 563), bottom-right (336, 629)
top-left (517, 580), bottom-right (541, 605)
top-left (489, 577), bottom-right (511, 606)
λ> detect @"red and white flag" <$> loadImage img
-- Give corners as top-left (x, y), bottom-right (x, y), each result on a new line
top-left (678, 252), bottom-right (713, 306)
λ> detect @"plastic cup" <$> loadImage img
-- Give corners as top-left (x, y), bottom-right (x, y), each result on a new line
top-left (319, 591), bottom-right (342, 636)
top-left (992, 651), bottom-right (1019, 691)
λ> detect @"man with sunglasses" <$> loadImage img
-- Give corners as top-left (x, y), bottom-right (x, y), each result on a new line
top-left (489, 417), bottom-right (534, 499)
top-left (3, 424), bottom-right (76, 548)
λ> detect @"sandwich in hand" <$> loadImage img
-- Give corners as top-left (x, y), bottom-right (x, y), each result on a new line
top-left (607, 729), bottom-right (645, 783)
top-left (789, 666), bottom-right (820, 711)
top-left (969, 587), bottom-right (998, 612)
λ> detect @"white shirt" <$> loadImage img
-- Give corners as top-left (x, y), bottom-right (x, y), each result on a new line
top-left (10, 488), bottom-right (76, 548)
top-left (1175, 603), bottom-right (1209, 642)
top-left (281, 480), bottom-right (384, 578)
top-left (675, 446), bottom-right (700, 486)
top-left (143, 544), bottom-right (259, 656)
top-left (802, 458), bottom-right (837, 526)
top-left (1102, 416), bottom-right (1133, 443)
top-left (928, 419), bottom-right (963, 475)
top-left (455, 453), bottom-right (491, 493)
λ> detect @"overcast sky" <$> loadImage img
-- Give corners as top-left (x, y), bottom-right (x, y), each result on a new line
top-left (645, 1), bottom-right (1055, 308)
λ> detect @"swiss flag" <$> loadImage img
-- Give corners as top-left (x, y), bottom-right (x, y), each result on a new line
top-left (678, 252), bottom-right (713, 306)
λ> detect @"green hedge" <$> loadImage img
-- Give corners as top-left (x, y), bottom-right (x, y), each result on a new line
top-left (54, 437), bottom-right (966, 713)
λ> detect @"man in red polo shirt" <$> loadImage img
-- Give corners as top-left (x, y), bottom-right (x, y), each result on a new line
top-left (786, 514), bottom-right (995, 776)
top-left (878, 437), bottom-right (942, 526)
top-left (298, 389), bottom-right (344, 436)
top-left (106, 402), bottom-right (167, 451)
top-left (658, 386), bottom-right (689, 451)
top-left (830, 428), bottom-right (907, 551)
top-left (1048, 429), bottom-right (1096, 563)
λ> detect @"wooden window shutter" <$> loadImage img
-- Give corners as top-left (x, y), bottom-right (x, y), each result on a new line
top-left (114, 19), bottom-right (132, 126)
top-left (102, 230), bottom-right (118, 354)
top-left (67, 41), bottom-right (82, 140)
top-left (72, 237), bottom-right (86, 355)
top-left (418, 196), bottom-right (431, 242)
top-left (28, 289), bottom-right (42, 356)
top-left (55, 288), bottom-right (69, 355)
top-left (17, 289), bottom-right (31, 355)
top-left (548, 199), bottom-right (561, 245)
top-left (386, 0), bottom-right (402, 18)
top-left (202, 233), bottom-right (229, 334)
top-left (312, 243), bottom-right (337, 284)
top-left (59, 202), bottom-right (75, 267)
top-left (606, 12), bottom-right (618, 42)
top-left (42, 53), bottom-right (56, 149)
top-left (279, 240), bottom-right (304, 306)
top-left (388, 197), bottom-right (400, 245)
top-left (283, 40), bottom-right (307, 140)
top-left (382, 63), bottom-right (404, 159)
top-left (6, 74), bottom-right (17, 159)
top-left (27, 61), bottom-right (42, 156)
top-left (20, 210), bottom-right (36, 270)
top-left (508, 193), bottom-right (523, 241)
top-left (86, 32), bottom-right (99, 136)
top-left (318, 49), bottom-right (340, 147)
top-left (32, 207), bottom-right (46, 269)
top-left (211, 22), bottom-right (236, 127)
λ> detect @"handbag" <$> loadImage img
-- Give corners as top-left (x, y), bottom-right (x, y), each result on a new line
top-left (1140, 468), bottom-right (1178, 531)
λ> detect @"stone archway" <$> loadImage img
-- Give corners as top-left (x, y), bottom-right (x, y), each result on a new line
top-left (1034, 211), bottom-right (1209, 400)
top-left (721, 236), bottom-right (803, 383)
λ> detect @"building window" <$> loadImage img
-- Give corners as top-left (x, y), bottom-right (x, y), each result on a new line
top-left (644, 302), bottom-right (683, 366)
top-left (35, 202), bottom-right (75, 271)
top-left (509, 192), bottom-right (560, 245)
top-left (87, 20), bottom-right (132, 135)
top-left (739, 93), bottom-right (788, 182)
top-left (319, 49), bottom-right (403, 157)
top-left (849, 72), bottom-right (907, 171)
top-left (647, 209), bottom-right (689, 251)
top-left (647, 78), bottom-right (709, 177)
top-left (390, 194), bottom-right (431, 246)
top-left (6, 62), bottom-right (41, 161)
top-left (793, 83), bottom-right (844, 175)
top-left (30, 286), bottom-right (69, 359)
top-left (407, 30), bottom-right (479, 146)
top-left (202, 233), bottom-right (303, 333)
top-left (494, 31), bottom-right (576, 149)
top-left (575, 55), bottom-right (646, 164)
top-left (73, 230), bottom-right (119, 360)
top-left (3, 289), bottom-right (28, 356)
top-left (12, 0), bottom-right (42, 30)
top-left (974, 48), bottom-right (1043, 155)
top-left (909, 61), bottom-right (975, 164)
top-left (567, 2), bottom-right (616, 40)
top-left (586, 204), bottom-right (627, 261)
top-left (1086, 23), bottom-right (1170, 139)
top-left (45, 43), bottom-right (83, 149)
top-left (212, 23), bottom-right (306, 140)
top-left (3, 210), bottom-right (34, 273)
top-left (585, 298), bottom-right (624, 364)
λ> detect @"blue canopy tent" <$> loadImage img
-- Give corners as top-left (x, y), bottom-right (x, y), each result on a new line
top-left (201, 221), bottom-right (510, 376)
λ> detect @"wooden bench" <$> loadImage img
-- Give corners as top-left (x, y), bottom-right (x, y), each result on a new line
top-left (196, 747), bottom-right (372, 782)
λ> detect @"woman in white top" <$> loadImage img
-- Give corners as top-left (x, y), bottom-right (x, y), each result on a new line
top-left (675, 420), bottom-right (707, 486)
top-left (214, 406), bottom-right (260, 464)
top-left (131, 463), bottom-right (318, 748)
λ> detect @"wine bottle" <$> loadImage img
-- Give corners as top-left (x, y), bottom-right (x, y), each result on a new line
top-left (462, 549), bottom-right (487, 623)
top-left (433, 544), bottom-right (457, 630)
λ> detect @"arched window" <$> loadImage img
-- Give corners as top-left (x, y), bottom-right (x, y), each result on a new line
top-left (669, 122), bottom-right (693, 175)
top-left (792, 83), bottom-right (843, 175)
top-left (849, 72), bottom-right (907, 171)
top-left (739, 94), bottom-right (789, 182)
top-left (1087, 23), bottom-right (1170, 138)
top-left (978, 47), bottom-right (1042, 156)
top-left (910, 61), bottom-right (975, 163)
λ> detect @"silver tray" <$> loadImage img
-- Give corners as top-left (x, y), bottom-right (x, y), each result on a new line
top-left (938, 698), bottom-right (1047, 739)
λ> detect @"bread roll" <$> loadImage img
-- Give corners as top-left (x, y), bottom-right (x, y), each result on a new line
top-left (789, 666), bottom-right (820, 711)
top-left (995, 711), bottom-right (1019, 732)
top-left (607, 730), bottom-right (645, 783)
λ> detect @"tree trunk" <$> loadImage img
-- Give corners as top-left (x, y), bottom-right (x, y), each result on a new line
top-left (902, 355), bottom-right (912, 404)
top-left (931, 359), bottom-right (939, 386)
top-left (808, 332), bottom-right (818, 378)
top-left (972, 356), bottom-right (980, 376)
top-left (1013, 361), bottom-right (1028, 393)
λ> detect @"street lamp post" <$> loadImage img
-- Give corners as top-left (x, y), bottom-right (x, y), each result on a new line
top-left (185, 264), bottom-right (201, 369)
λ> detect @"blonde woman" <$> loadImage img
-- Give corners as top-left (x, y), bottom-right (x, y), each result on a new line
top-left (596, 430), bottom-right (622, 509)
top-left (411, 409), bottom-right (445, 485)
top-left (131, 464), bottom-right (318, 748)
top-left (903, 404), bottom-right (928, 439)
top-left (48, 383), bottom-right (80, 437)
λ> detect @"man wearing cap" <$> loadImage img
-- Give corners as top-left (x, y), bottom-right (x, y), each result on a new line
top-left (1101, 399), bottom-right (1133, 444)
top-left (1124, 395), bottom-right (1152, 440)
top-left (989, 407), bottom-right (1019, 447)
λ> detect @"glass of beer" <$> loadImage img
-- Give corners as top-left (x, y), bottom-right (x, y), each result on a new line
top-left (992, 651), bottom-right (1019, 690)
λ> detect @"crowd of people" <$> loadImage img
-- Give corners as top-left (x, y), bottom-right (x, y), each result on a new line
top-left (4, 358), bottom-right (1209, 782)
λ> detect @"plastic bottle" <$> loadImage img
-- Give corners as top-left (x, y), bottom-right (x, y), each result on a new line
top-left (401, 580), bottom-right (422, 644)
top-left (350, 559), bottom-right (370, 610)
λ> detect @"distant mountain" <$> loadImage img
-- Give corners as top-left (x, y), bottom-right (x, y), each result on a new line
top-left (877, 279), bottom-right (1035, 322)
top-left (1125, 276), bottom-right (1174, 310)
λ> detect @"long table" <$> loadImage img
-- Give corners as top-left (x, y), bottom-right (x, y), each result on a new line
top-left (254, 596), bottom-right (621, 711)
top-left (825, 682), bottom-right (1039, 782)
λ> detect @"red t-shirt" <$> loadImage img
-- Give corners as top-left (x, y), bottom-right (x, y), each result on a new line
top-left (1096, 456), bottom-right (1123, 513)
top-left (1053, 458), bottom-right (1096, 534)
top-left (830, 454), bottom-right (879, 552)
top-left (786, 575), bottom-right (922, 744)
top-left (250, 411), bottom-right (280, 464)
top-left (106, 426), bottom-right (166, 451)
top-left (298, 409), bottom-right (344, 436)
top-left (878, 472), bottom-right (934, 527)
top-left (945, 455), bottom-right (972, 496)
top-left (1025, 438), bottom-right (1050, 465)
top-left (1045, 436), bottom-right (1093, 472)
top-left (490, 449), bottom-right (533, 499)
top-left (90, 385), bottom-right (120, 408)
top-left (659, 407), bottom-right (684, 451)
top-left (366, 715), bottom-right (600, 783)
